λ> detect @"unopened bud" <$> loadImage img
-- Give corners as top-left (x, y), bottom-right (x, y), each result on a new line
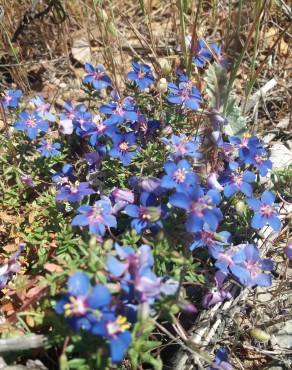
top-left (159, 58), bottom-right (172, 75)
top-left (107, 20), bottom-right (117, 37)
top-left (157, 78), bottom-right (168, 93)
top-left (235, 200), bottom-right (246, 215)
top-left (249, 328), bottom-right (271, 343)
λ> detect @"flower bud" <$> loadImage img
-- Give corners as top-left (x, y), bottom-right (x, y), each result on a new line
top-left (159, 59), bottom-right (172, 75)
top-left (157, 78), bottom-right (168, 93)
top-left (235, 200), bottom-right (246, 215)
top-left (249, 328), bottom-right (270, 343)
top-left (207, 172), bottom-right (224, 192)
top-left (112, 187), bottom-right (134, 204)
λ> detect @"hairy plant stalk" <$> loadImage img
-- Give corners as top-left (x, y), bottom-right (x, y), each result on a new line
top-left (178, 0), bottom-right (188, 66)
top-left (223, 0), bottom-right (268, 114)
top-left (242, 0), bottom-right (262, 114)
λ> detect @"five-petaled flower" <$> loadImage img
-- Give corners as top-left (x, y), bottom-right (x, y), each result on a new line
top-left (56, 182), bottom-right (94, 203)
top-left (72, 197), bottom-right (117, 236)
top-left (83, 63), bottom-right (112, 90)
top-left (38, 140), bottom-right (61, 157)
top-left (170, 186), bottom-right (222, 232)
top-left (161, 159), bottom-right (198, 192)
top-left (1, 89), bottom-right (22, 109)
top-left (167, 80), bottom-right (202, 110)
top-left (246, 191), bottom-right (281, 231)
top-left (127, 61), bottom-right (155, 90)
top-left (223, 161), bottom-right (256, 198)
top-left (14, 111), bottom-right (49, 139)
top-left (109, 132), bottom-right (139, 166)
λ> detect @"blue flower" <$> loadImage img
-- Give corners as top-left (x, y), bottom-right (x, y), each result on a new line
top-left (246, 191), bottom-right (281, 231)
top-left (191, 39), bottom-right (212, 68)
top-left (56, 182), bottom-right (94, 203)
top-left (208, 347), bottom-right (232, 370)
top-left (37, 140), bottom-right (61, 157)
top-left (169, 186), bottom-right (222, 232)
top-left (124, 193), bottom-right (162, 234)
top-left (223, 162), bottom-right (256, 198)
top-left (14, 111), bottom-right (48, 139)
top-left (30, 96), bottom-right (56, 122)
top-left (236, 244), bottom-right (273, 287)
top-left (167, 80), bottom-right (202, 110)
top-left (91, 314), bottom-right (131, 363)
top-left (109, 132), bottom-right (139, 166)
top-left (59, 101), bottom-right (87, 134)
top-left (127, 61), bottom-right (155, 90)
top-left (190, 225), bottom-right (230, 251)
top-left (209, 245), bottom-right (247, 276)
top-left (106, 244), bottom-right (178, 303)
top-left (1, 89), bottom-right (22, 109)
top-left (72, 197), bottom-right (117, 236)
top-left (161, 159), bottom-right (198, 191)
top-left (74, 110), bottom-right (94, 136)
top-left (245, 148), bottom-right (272, 176)
top-left (52, 164), bottom-right (75, 186)
top-left (100, 97), bottom-right (138, 125)
top-left (56, 272), bottom-right (131, 363)
top-left (161, 134), bottom-right (202, 160)
top-left (55, 272), bottom-right (112, 332)
top-left (82, 63), bottom-right (112, 90)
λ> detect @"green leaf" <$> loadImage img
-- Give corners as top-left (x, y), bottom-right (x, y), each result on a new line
top-left (205, 63), bottom-right (228, 109)
top-left (224, 96), bottom-right (247, 136)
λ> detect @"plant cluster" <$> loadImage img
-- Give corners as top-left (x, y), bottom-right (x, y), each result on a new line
top-left (0, 37), bottom-right (288, 369)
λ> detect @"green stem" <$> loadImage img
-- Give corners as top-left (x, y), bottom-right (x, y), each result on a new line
top-left (178, 0), bottom-right (188, 66)
top-left (242, 0), bottom-right (262, 114)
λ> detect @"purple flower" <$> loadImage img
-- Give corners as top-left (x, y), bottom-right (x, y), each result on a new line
top-left (82, 63), bottom-right (112, 90)
top-left (190, 225), bottom-right (230, 251)
top-left (0, 244), bottom-right (25, 288)
top-left (223, 162), bottom-right (256, 198)
top-left (20, 174), bottom-right (35, 187)
top-left (284, 243), bottom-right (292, 259)
top-left (161, 159), bottom-right (198, 191)
top-left (237, 244), bottom-right (273, 287)
top-left (14, 111), bottom-right (48, 139)
top-left (30, 96), bottom-right (56, 122)
top-left (106, 244), bottom-right (178, 303)
top-left (127, 61), bottom-right (155, 90)
top-left (37, 140), bottom-right (61, 157)
top-left (100, 97), bottom-right (138, 125)
top-left (207, 172), bottom-right (224, 192)
top-left (202, 271), bottom-right (232, 307)
top-left (209, 347), bottom-right (233, 370)
top-left (161, 134), bottom-right (202, 160)
top-left (167, 80), bottom-right (202, 110)
top-left (56, 182), bottom-right (94, 203)
top-left (246, 191), bottom-right (281, 231)
top-left (72, 197), bottom-right (117, 236)
top-left (111, 188), bottom-right (135, 214)
top-left (109, 132), bottom-right (139, 166)
top-left (169, 186), bottom-right (222, 232)
top-left (1, 89), bottom-right (22, 109)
